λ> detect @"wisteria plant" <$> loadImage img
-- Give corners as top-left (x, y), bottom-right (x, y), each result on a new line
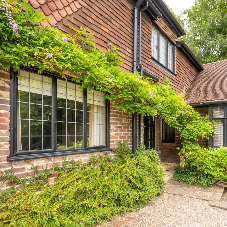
top-left (0, 0), bottom-right (213, 152)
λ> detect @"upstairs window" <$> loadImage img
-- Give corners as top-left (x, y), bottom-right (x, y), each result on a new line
top-left (152, 26), bottom-right (175, 72)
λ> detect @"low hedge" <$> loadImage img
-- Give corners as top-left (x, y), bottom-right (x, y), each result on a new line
top-left (174, 145), bottom-right (227, 187)
top-left (0, 142), bottom-right (164, 226)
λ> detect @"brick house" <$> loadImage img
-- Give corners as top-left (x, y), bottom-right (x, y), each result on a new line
top-left (0, 0), bottom-right (208, 185)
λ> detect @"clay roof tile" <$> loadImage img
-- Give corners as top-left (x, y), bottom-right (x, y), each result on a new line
top-left (60, 0), bottom-right (68, 7)
top-left (58, 8), bottom-right (67, 18)
top-left (48, 16), bottom-right (57, 26)
top-left (69, 2), bottom-right (78, 12)
top-left (47, 1), bottom-right (57, 11)
top-left (65, 5), bottom-right (73, 15)
top-left (40, 3), bottom-right (52, 16)
top-left (37, 0), bottom-right (46, 4)
top-left (52, 10), bottom-right (63, 22)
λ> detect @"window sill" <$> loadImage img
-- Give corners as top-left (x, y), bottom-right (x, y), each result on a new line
top-left (7, 147), bottom-right (112, 162)
top-left (151, 57), bottom-right (176, 78)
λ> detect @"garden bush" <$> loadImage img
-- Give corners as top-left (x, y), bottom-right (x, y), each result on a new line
top-left (174, 144), bottom-right (227, 187)
top-left (0, 142), bottom-right (164, 226)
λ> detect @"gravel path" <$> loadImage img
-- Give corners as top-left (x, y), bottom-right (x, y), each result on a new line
top-left (120, 193), bottom-right (227, 227)
top-left (100, 162), bottom-right (227, 227)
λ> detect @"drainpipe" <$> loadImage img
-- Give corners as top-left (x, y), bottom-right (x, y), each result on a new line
top-left (138, 1), bottom-right (148, 145)
top-left (133, 0), bottom-right (144, 155)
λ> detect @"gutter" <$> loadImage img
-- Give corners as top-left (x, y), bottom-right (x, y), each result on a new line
top-left (191, 99), bottom-right (227, 107)
top-left (151, 0), bottom-right (185, 37)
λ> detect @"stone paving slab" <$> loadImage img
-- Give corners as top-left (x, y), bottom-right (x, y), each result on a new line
top-left (209, 200), bottom-right (227, 210)
top-left (165, 178), bottom-right (224, 201)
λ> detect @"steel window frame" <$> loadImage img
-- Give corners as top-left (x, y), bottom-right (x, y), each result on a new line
top-left (151, 25), bottom-right (176, 74)
top-left (8, 68), bottom-right (110, 161)
top-left (161, 119), bottom-right (175, 143)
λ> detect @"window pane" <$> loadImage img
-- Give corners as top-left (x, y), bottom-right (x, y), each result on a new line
top-left (30, 137), bottom-right (42, 150)
top-left (20, 120), bottom-right (29, 136)
top-left (19, 102), bottom-right (29, 119)
top-left (57, 136), bottom-right (66, 150)
top-left (213, 120), bottom-right (223, 147)
top-left (152, 27), bottom-right (158, 60)
top-left (43, 121), bottom-right (51, 136)
top-left (67, 136), bottom-right (75, 149)
top-left (162, 121), bottom-right (175, 142)
top-left (159, 34), bottom-right (167, 66)
top-left (19, 137), bottom-right (29, 151)
top-left (30, 103), bottom-right (42, 120)
top-left (30, 120), bottom-right (42, 136)
top-left (168, 43), bottom-right (173, 71)
top-left (43, 137), bottom-right (52, 150)
top-left (213, 106), bottom-right (224, 118)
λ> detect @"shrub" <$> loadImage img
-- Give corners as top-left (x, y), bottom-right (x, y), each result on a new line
top-left (0, 142), bottom-right (164, 226)
top-left (174, 145), bottom-right (227, 187)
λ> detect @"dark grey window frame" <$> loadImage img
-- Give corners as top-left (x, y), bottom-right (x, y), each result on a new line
top-left (8, 67), bottom-right (110, 161)
top-left (209, 105), bottom-right (227, 148)
top-left (161, 120), bottom-right (175, 143)
top-left (151, 25), bottom-right (176, 74)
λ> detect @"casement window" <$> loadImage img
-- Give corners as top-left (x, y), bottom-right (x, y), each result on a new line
top-left (162, 120), bottom-right (175, 143)
top-left (9, 69), bottom-right (110, 161)
top-left (152, 26), bottom-right (175, 72)
top-left (209, 106), bottom-right (227, 147)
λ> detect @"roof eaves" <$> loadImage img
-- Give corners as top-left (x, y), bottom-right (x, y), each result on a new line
top-left (176, 40), bottom-right (204, 72)
top-left (151, 0), bottom-right (186, 37)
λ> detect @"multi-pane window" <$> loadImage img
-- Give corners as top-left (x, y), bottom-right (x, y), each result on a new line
top-left (209, 106), bottom-right (227, 147)
top-left (152, 26), bottom-right (175, 72)
top-left (15, 70), bottom-right (108, 156)
top-left (162, 120), bottom-right (175, 143)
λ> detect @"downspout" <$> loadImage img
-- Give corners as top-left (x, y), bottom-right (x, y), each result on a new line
top-left (138, 1), bottom-right (148, 145)
top-left (132, 0), bottom-right (144, 155)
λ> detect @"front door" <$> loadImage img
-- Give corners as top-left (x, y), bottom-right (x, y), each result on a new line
top-left (144, 116), bottom-right (155, 149)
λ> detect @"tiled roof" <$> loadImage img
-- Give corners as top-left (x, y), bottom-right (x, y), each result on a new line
top-left (185, 59), bottom-right (227, 104)
top-left (29, 0), bottom-right (82, 26)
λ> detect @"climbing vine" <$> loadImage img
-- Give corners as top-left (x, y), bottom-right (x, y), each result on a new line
top-left (0, 0), bottom-right (213, 151)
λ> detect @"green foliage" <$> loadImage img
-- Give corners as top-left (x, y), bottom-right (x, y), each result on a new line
top-left (174, 145), bottom-right (227, 187)
top-left (174, 165), bottom-right (213, 187)
top-left (0, 142), bottom-right (164, 226)
top-left (181, 0), bottom-right (227, 63)
top-left (0, 0), bottom-right (214, 147)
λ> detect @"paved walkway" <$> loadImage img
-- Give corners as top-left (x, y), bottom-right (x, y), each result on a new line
top-left (100, 163), bottom-right (227, 227)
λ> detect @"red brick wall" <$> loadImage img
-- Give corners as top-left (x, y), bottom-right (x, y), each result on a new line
top-left (0, 71), bottom-right (10, 166)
